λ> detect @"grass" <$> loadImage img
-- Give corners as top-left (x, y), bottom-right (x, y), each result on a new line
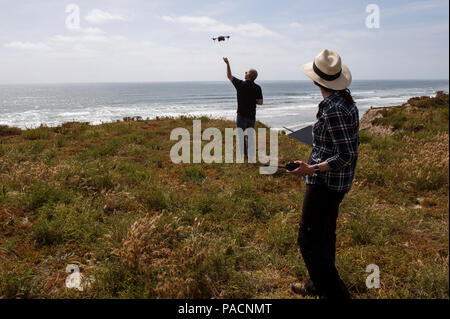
top-left (0, 125), bottom-right (21, 137)
top-left (0, 93), bottom-right (448, 299)
top-left (372, 91), bottom-right (449, 134)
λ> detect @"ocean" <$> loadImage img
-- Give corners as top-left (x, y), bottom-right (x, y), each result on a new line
top-left (0, 80), bottom-right (448, 130)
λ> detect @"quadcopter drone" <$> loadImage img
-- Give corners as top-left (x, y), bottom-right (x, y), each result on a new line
top-left (212, 35), bottom-right (230, 42)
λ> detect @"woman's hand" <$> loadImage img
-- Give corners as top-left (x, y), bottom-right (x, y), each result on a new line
top-left (287, 160), bottom-right (314, 177)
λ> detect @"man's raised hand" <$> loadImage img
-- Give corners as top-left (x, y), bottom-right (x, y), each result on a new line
top-left (224, 57), bottom-right (232, 81)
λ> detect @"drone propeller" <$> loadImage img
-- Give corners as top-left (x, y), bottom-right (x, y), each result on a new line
top-left (212, 36), bottom-right (230, 42)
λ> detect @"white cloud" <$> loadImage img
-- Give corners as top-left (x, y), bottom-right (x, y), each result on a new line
top-left (85, 9), bottom-right (125, 24)
top-left (75, 27), bottom-right (106, 35)
top-left (380, 0), bottom-right (449, 19)
top-left (50, 35), bottom-right (109, 43)
top-left (288, 21), bottom-right (371, 39)
top-left (288, 22), bottom-right (326, 33)
top-left (4, 41), bottom-right (52, 51)
top-left (1, 3), bottom-right (447, 83)
top-left (402, 0), bottom-right (448, 12)
top-left (234, 23), bottom-right (278, 37)
top-left (161, 15), bottom-right (278, 38)
top-left (65, 25), bottom-right (105, 35)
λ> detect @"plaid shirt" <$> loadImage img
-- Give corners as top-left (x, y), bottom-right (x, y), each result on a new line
top-left (304, 92), bottom-right (359, 193)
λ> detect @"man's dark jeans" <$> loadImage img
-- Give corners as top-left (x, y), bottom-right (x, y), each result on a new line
top-left (236, 114), bottom-right (255, 157)
top-left (298, 183), bottom-right (350, 299)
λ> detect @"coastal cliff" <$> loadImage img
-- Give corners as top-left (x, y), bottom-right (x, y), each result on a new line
top-left (0, 93), bottom-right (448, 299)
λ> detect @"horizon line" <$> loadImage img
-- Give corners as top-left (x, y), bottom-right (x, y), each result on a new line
top-left (0, 78), bottom-right (449, 86)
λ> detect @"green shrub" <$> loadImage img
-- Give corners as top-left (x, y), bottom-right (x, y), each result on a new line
top-left (407, 92), bottom-right (449, 109)
top-left (369, 136), bottom-right (396, 151)
top-left (56, 135), bottom-right (66, 148)
top-left (140, 187), bottom-right (167, 211)
top-left (372, 109), bottom-right (406, 130)
top-left (31, 213), bottom-right (65, 246)
top-left (27, 183), bottom-right (74, 211)
top-left (439, 107), bottom-right (449, 121)
top-left (28, 140), bottom-right (47, 155)
top-left (88, 260), bottom-right (151, 298)
top-left (413, 165), bottom-right (449, 191)
top-left (77, 163), bottom-right (116, 191)
top-left (22, 126), bottom-right (50, 140)
top-left (406, 262), bottom-right (449, 298)
top-left (403, 119), bottom-right (426, 132)
top-left (108, 122), bottom-right (135, 135)
top-left (356, 165), bottom-right (385, 186)
top-left (80, 137), bottom-right (124, 159)
top-left (195, 194), bottom-right (219, 215)
top-left (0, 184), bottom-right (6, 202)
top-left (123, 134), bottom-right (146, 145)
top-left (0, 125), bottom-right (21, 137)
top-left (87, 173), bottom-right (115, 191)
top-left (358, 131), bottom-right (372, 144)
top-left (189, 246), bottom-right (238, 298)
top-left (55, 122), bottom-right (90, 135)
top-left (31, 203), bottom-right (103, 247)
top-left (0, 267), bottom-right (38, 298)
top-left (265, 214), bottom-right (296, 254)
top-left (235, 195), bottom-right (267, 218)
top-left (114, 160), bottom-right (152, 184)
top-left (181, 166), bottom-right (206, 185)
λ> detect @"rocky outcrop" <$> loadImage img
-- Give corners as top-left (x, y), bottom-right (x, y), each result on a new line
top-left (359, 106), bottom-right (394, 136)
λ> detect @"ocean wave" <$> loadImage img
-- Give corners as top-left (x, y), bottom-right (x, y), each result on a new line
top-left (1, 81), bottom-right (448, 129)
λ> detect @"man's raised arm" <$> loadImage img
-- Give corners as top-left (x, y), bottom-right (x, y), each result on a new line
top-left (223, 57), bottom-right (233, 82)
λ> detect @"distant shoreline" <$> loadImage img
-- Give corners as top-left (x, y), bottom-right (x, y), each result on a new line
top-left (0, 96), bottom-right (446, 131)
top-left (1, 80), bottom-right (448, 130)
top-left (0, 93), bottom-right (441, 133)
top-left (0, 79), bottom-right (449, 87)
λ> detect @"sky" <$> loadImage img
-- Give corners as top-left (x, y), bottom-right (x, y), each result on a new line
top-left (0, 0), bottom-right (448, 83)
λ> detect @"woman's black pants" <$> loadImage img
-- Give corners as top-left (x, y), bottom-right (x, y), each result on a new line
top-left (298, 183), bottom-right (350, 299)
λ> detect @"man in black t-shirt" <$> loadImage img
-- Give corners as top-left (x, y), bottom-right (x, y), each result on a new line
top-left (223, 57), bottom-right (263, 157)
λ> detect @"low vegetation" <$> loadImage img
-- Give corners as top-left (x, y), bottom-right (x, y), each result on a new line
top-left (0, 93), bottom-right (448, 299)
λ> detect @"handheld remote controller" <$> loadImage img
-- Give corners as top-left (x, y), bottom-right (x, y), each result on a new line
top-left (263, 162), bottom-right (301, 171)
top-left (284, 162), bottom-right (300, 171)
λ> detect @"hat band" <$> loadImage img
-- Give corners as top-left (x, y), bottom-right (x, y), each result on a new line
top-left (313, 62), bottom-right (342, 81)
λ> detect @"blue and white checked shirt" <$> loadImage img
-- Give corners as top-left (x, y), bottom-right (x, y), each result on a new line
top-left (304, 92), bottom-right (360, 193)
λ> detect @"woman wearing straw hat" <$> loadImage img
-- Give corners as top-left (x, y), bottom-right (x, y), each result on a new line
top-left (288, 49), bottom-right (359, 299)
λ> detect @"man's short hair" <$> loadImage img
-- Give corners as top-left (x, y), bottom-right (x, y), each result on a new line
top-left (248, 69), bottom-right (258, 81)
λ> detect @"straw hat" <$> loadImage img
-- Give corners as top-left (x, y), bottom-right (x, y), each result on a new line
top-left (301, 49), bottom-right (352, 90)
